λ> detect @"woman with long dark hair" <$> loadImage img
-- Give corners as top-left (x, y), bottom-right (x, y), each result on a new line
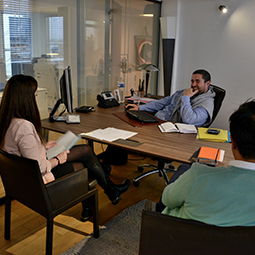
top-left (0, 74), bottom-right (130, 221)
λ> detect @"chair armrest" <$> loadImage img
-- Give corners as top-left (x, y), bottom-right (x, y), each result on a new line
top-left (45, 168), bottom-right (89, 210)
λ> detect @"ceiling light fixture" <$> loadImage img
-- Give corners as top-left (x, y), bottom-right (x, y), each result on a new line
top-left (219, 5), bottom-right (228, 13)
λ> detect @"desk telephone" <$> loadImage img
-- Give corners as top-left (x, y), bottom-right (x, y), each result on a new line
top-left (97, 91), bottom-right (120, 108)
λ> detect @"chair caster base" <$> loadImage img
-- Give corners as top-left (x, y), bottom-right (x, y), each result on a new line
top-left (138, 166), bottom-right (144, 173)
top-left (133, 180), bottom-right (140, 187)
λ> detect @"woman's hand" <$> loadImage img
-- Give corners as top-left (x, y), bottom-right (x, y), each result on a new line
top-left (49, 150), bottom-right (70, 169)
top-left (45, 141), bottom-right (57, 150)
top-left (56, 150), bottom-right (70, 164)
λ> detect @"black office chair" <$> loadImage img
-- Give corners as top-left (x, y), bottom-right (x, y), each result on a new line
top-left (203, 84), bottom-right (226, 128)
top-left (132, 84), bottom-right (226, 187)
top-left (139, 200), bottom-right (255, 255)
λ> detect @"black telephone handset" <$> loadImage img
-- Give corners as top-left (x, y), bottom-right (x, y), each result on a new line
top-left (97, 91), bottom-right (120, 108)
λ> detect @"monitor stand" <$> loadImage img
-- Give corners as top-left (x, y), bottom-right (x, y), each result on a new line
top-left (49, 115), bottom-right (66, 122)
top-left (49, 114), bottom-right (80, 124)
top-left (49, 99), bottom-right (80, 123)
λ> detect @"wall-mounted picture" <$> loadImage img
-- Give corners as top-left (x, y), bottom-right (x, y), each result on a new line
top-left (135, 36), bottom-right (152, 65)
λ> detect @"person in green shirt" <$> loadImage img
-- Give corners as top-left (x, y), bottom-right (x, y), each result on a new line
top-left (157, 100), bottom-right (255, 226)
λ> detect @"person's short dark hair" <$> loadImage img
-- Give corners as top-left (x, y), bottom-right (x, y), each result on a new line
top-left (193, 69), bottom-right (211, 83)
top-left (229, 100), bottom-right (255, 159)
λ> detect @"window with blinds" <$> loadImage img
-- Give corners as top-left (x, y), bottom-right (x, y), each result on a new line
top-left (46, 16), bottom-right (63, 58)
top-left (2, 0), bottom-right (32, 79)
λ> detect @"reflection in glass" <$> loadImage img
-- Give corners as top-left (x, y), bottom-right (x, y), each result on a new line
top-left (0, 0), bottom-right (161, 116)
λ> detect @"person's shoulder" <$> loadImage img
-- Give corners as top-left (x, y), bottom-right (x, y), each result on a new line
top-left (176, 89), bottom-right (185, 94)
top-left (190, 162), bottom-right (227, 175)
top-left (12, 118), bottom-right (33, 127)
top-left (169, 89), bottom-right (185, 98)
top-left (206, 86), bottom-right (216, 96)
top-left (11, 118), bottom-right (35, 134)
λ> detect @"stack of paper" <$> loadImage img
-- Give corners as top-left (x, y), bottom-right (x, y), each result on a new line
top-left (158, 122), bottom-right (197, 134)
top-left (197, 127), bottom-right (228, 142)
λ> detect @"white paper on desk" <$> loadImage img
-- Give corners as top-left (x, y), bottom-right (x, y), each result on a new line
top-left (82, 127), bottom-right (137, 142)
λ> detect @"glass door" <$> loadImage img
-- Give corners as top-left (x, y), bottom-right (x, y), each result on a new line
top-left (107, 0), bottom-right (161, 99)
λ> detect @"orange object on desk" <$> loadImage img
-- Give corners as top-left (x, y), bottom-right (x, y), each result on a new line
top-left (198, 146), bottom-right (224, 163)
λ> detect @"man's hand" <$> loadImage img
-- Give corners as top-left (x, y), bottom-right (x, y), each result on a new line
top-left (183, 88), bottom-right (199, 97)
top-left (125, 104), bottom-right (139, 111)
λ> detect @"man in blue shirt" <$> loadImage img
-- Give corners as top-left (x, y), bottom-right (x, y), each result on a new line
top-left (126, 69), bottom-right (215, 127)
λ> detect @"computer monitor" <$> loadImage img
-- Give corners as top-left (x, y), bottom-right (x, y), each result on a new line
top-left (49, 66), bottom-right (78, 122)
top-left (60, 66), bottom-right (73, 114)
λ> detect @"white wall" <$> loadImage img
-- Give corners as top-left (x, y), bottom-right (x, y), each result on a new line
top-left (160, 0), bottom-right (255, 130)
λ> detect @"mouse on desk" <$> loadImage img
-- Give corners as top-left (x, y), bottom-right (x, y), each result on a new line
top-left (125, 105), bottom-right (132, 111)
top-left (125, 104), bottom-right (139, 111)
top-left (75, 106), bottom-right (95, 113)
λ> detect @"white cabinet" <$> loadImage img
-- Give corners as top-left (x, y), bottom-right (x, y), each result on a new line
top-left (33, 59), bottom-right (59, 109)
top-left (37, 87), bottom-right (49, 119)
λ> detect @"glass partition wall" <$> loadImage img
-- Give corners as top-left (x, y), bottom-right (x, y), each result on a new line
top-left (0, 0), bottom-right (161, 111)
top-left (0, 0), bottom-right (161, 202)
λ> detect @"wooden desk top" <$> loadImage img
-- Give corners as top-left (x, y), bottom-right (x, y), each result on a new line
top-left (41, 106), bottom-right (234, 166)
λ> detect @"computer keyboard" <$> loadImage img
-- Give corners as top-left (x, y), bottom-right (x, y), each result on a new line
top-left (126, 110), bottom-right (159, 123)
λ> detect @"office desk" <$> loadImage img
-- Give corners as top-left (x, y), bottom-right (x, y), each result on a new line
top-left (41, 106), bottom-right (234, 166)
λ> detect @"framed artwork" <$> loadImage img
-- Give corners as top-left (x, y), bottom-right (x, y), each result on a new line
top-left (135, 36), bottom-right (152, 65)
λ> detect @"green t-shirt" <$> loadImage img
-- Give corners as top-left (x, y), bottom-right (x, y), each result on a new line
top-left (162, 161), bottom-right (255, 226)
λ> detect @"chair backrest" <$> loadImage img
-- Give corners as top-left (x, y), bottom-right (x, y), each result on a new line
top-left (139, 210), bottom-right (255, 255)
top-left (203, 84), bottom-right (226, 128)
top-left (0, 150), bottom-right (53, 216)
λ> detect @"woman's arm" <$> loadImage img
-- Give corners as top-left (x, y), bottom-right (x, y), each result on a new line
top-left (48, 150), bottom-right (70, 169)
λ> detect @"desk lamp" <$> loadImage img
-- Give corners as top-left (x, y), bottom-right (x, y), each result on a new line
top-left (137, 64), bottom-right (159, 96)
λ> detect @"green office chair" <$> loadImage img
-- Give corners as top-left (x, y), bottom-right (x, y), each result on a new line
top-left (133, 84), bottom-right (226, 187)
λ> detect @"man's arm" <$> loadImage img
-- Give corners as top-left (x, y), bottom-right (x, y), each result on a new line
top-left (180, 96), bottom-right (209, 126)
top-left (162, 165), bottom-right (196, 209)
top-left (139, 95), bottom-right (173, 112)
